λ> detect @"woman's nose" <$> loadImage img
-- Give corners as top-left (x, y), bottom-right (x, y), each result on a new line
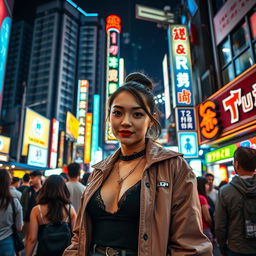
top-left (121, 114), bottom-right (132, 126)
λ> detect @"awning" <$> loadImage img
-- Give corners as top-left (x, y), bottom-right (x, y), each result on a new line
top-left (0, 161), bottom-right (48, 171)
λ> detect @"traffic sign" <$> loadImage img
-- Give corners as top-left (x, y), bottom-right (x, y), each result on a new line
top-left (136, 4), bottom-right (175, 24)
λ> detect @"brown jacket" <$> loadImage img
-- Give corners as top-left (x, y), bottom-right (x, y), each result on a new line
top-left (63, 140), bottom-right (212, 256)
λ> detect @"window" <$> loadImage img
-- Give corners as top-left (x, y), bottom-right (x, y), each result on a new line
top-left (219, 39), bottom-right (232, 66)
top-left (234, 49), bottom-right (253, 76)
top-left (250, 11), bottom-right (256, 39)
top-left (231, 21), bottom-right (249, 56)
top-left (222, 64), bottom-right (235, 85)
top-left (219, 13), bottom-right (256, 86)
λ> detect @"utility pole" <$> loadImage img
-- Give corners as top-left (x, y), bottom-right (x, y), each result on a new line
top-left (16, 81), bottom-right (26, 163)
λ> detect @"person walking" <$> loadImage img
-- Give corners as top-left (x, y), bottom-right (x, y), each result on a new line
top-left (17, 174), bottom-right (30, 193)
top-left (25, 175), bottom-right (77, 256)
top-left (66, 163), bottom-right (85, 213)
top-left (63, 72), bottom-right (212, 256)
top-left (0, 170), bottom-right (23, 256)
top-left (197, 176), bottom-right (213, 242)
top-left (20, 170), bottom-right (42, 238)
top-left (215, 147), bottom-right (256, 256)
top-left (205, 173), bottom-right (218, 205)
top-left (10, 177), bottom-right (22, 201)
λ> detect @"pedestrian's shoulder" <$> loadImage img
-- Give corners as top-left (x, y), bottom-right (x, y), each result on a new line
top-left (13, 198), bottom-right (22, 210)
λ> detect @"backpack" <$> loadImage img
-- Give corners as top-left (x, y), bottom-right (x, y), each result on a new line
top-left (231, 183), bottom-right (256, 239)
top-left (37, 205), bottom-right (72, 255)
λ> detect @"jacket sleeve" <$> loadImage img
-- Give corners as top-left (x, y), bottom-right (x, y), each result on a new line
top-left (167, 157), bottom-right (213, 256)
top-left (215, 188), bottom-right (228, 254)
top-left (63, 172), bottom-right (95, 255)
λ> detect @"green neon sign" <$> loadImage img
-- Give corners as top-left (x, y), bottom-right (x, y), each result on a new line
top-left (205, 144), bottom-right (236, 164)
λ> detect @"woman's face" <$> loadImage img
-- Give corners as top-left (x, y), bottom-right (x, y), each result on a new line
top-left (109, 91), bottom-right (152, 148)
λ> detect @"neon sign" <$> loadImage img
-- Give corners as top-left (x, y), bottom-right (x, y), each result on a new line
top-left (169, 25), bottom-right (194, 107)
top-left (106, 15), bottom-right (121, 33)
top-left (222, 84), bottom-right (256, 124)
top-left (199, 100), bottom-right (221, 140)
top-left (105, 15), bottom-right (121, 143)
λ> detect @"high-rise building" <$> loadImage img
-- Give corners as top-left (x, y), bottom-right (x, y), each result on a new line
top-left (2, 21), bottom-right (32, 119)
top-left (26, 0), bottom-right (106, 132)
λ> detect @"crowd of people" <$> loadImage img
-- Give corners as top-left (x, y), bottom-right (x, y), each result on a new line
top-left (0, 72), bottom-right (255, 256)
top-left (0, 163), bottom-right (87, 256)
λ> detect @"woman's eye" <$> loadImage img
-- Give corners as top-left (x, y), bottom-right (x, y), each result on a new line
top-left (134, 112), bottom-right (144, 118)
top-left (112, 110), bottom-right (122, 116)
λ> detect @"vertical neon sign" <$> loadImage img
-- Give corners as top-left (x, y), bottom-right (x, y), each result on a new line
top-left (75, 80), bottom-right (89, 163)
top-left (105, 15), bottom-right (121, 143)
top-left (91, 95), bottom-right (100, 164)
top-left (169, 25), bottom-right (194, 107)
top-left (0, 0), bottom-right (14, 116)
top-left (84, 113), bottom-right (92, 163)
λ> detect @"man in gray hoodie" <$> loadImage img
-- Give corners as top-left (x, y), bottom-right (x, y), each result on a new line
top-left (215, 146), bottom-right (256, 256)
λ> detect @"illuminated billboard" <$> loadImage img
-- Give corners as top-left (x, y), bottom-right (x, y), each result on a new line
top-left (197, 65), bottom-right (256, 145)
top-left (91, 95), bottom-right (100, 164)
top-left (105, 15), bottom-right (121, 143)
top-left (22, 108), bottom-right (50, 156)
top-left (27, 144), bottom-right (48, 168)
top-left (48, 119), bottom-right (59, 169)
top-left (76, 80), bottom-right (89, 145)
top-left (66, 112), bottom-right (79, 140)
top-left (162, 54), bottom-right (171, 119)
top-left (0, 0), bottom-right (14, 115)
top-left (84, 113), bottom-right (92, 164)
top-left (168, 25), bottom-right (194, 107)
top-left (0, 135), bottom-right (10, 154)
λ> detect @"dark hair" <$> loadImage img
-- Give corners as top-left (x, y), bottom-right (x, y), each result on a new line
top-left (60, 172), bottom-right (68, 182)
top-left (234, 147), bottom-right (256, 172)
top-left (81, 172), bottom-right (90, 186)
top-left (218, 181), bottom-right (228, 189)
top-left (23, 173), bottom-right (30, 182)
top-left (36, 175), bottom-right (70, 222)
top-left (196, 176), bottom-right (208, 197)
top-left (11, 177), bottom-right (20, 185)
top-left (205, 173), bottom-right (214, 178)
top-left (107, 72), bottom-right (161, 139)
top-left (67, 163), bottom-right (81, 178)
top-left (0, 170), bottom-right (12, 210)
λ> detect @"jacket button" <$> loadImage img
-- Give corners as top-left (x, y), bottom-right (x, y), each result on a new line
top-left (145, 182), bottom-right (150, 188)
top-left (143, 233), bottom-right (148, 240)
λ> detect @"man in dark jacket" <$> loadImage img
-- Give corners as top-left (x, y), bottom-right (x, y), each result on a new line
top-left (21, 170), bottom-right (42, 238)
top-left (215, 147), bottom-right (256, 256)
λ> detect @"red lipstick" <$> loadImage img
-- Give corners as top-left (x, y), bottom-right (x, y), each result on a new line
top-left (119, 130), bottom-right (133, 137)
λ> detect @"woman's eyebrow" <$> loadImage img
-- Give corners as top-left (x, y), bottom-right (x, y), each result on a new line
top-left (113, 105), bottom-right (143, 110)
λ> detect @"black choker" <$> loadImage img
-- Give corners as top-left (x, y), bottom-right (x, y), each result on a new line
top-left (119, 149), bottom-right (146, 161)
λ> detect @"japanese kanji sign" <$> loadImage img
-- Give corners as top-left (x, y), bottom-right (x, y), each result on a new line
top-left (76, 80), bottom-right (89, 146)
top-left (176, 108), bottom-right (196, 131)
top-left (168, 25), bottom-right (194, 107)
top-left (197, 64), bottom-right (256, 145)
top-left (105, 15), bottom-right (121, 143)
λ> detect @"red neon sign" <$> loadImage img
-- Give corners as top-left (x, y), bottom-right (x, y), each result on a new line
top-left (106, 15), bottom-right (121, 33)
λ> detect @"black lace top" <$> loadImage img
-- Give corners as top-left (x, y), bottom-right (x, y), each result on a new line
top-left (87, 181), bottom-right (141, 250)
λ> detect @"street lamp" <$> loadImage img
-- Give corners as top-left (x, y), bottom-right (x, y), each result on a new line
top-left (16, 82), bottom-right (47, 163)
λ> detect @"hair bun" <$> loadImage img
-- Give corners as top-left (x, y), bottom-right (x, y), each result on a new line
top-left (124, 72), bottom-right (153, 91)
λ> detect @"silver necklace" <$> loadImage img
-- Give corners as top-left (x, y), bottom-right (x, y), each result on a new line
top-left (117, 157), bottom-right (144, 185)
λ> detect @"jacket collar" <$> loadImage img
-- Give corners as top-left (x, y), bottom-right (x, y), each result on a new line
top-left (92, 139), bottom-right (183, 172)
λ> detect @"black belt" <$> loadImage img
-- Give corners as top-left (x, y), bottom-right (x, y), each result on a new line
top-left (92, 244), bottom-right (137, 256)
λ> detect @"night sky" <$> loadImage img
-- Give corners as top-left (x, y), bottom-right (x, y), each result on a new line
top-left (13, 0), bottom-right (181, 87)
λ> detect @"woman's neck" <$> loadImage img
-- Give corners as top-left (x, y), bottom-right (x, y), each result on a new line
top-left (120, 141), bottom-right (146, 156)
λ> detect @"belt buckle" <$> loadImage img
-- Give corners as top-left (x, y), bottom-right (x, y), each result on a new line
top-left (106, 246), bottom-right (119, 256)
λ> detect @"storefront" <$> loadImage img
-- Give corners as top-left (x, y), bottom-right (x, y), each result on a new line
top-left (197, 64), bottom-right (256, 182)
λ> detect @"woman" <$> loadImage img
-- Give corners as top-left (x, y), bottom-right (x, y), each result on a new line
top-left (197, 176), bottom-right (213, 242)
top-left (0, 170), bottom-right (23, 256)
top-left (64, 72), bottom-right (212, 255)
top-left (26, 175), bottom-right (77, 256)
